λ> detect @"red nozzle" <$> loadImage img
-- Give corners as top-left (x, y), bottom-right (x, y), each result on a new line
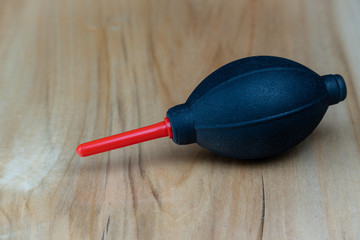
top-left (76, 117), bottom-right (172, 157)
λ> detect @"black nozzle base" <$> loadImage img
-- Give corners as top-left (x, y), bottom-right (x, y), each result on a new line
top-left (166, 103), bottom-right (196, 145)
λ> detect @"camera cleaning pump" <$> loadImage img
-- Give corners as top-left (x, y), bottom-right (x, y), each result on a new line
top-left (76, 56), bottom-right (347, 159)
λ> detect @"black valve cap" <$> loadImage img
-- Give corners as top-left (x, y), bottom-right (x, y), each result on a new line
top-left (322, 74), bottom-right (347, 105)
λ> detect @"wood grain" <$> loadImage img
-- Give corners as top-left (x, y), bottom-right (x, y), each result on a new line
top-left (0, 0), bottom-right (359, 239)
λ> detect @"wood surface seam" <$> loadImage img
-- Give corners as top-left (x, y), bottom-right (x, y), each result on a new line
top-left (127, 157), bottom-right (139, 239)
top-left (101, 215), bottom-right (111, 240)
top-left (148, 178), bottom-right (162, 211)
top-left (138, 145), bottom-right (145, 180)
top-left (257, 175), bottom-right (265, 240)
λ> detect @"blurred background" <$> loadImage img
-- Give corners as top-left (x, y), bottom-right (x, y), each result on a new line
top-left (0, 0), bottom-right (359, 239)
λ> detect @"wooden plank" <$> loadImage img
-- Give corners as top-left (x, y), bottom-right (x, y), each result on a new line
top-left (0, 0), bottom-right (359, 239)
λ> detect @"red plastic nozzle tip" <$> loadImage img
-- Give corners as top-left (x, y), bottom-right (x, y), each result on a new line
top-left (76, 145), bottom-right (86, 157)
top-left (76, 117), bottom-right (172, 157)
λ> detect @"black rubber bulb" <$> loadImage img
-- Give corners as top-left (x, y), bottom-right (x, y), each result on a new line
top-left (166, 56), bottom-right (347, 159)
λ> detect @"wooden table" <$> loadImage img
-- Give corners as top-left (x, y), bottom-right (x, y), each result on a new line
top-left (0, 0), bottom-right (359, 239)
